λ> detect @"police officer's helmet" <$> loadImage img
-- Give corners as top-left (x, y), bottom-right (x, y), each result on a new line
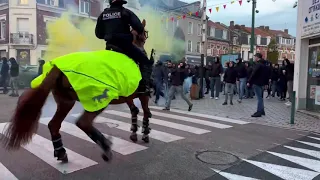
top-left (109, 0), bottom-right (127, 5)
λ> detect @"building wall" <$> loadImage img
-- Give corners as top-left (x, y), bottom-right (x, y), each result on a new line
top-left (8, 0), bottom-right (37, 64)
top-left (207, 39), bottom-right (229, 56)
top-left (0, 5), bottom-right (9, 45)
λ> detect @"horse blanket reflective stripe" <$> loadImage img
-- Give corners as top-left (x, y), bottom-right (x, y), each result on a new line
top-left (31, 50), bottom-right (141, 112)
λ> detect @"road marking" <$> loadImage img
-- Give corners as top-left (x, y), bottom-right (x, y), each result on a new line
top-left (104, 110), bottom-right (211, 134)
top-left (149, 106), bottom-right (249, 125)
top-left (39, 117), bottom-right (148, 155)
top-left (245, 159), bottom-right (319, 180)
top-left (0, 162), bottom-right (18, 180)
top-left (211, 168), bottom-right (259, 180)
top-left (284, 146), bottom-right (320, 160)
top-left (267, 151), bottom-right (320, 172)
top-left (296, 140), bottom-right (320, 149)
top-left (139, 109), bottom-right (232, 129)
top-left (72, 114), bottom-right (184, 143)
top-left (0, 123), bottom-right (98, 174)
top-left (307, 136), bottom-right (320, 141)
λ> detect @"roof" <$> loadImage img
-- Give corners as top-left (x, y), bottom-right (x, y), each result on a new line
top-left (208, 20), bottom-right (228, 31)
top-left (265, 29), bottom-right (294, 39)
top-left (242, 27), bottom-right (271, 37)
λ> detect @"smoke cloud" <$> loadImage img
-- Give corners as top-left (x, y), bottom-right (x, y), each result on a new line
top-left (43, 3), bottom-right (185, 62)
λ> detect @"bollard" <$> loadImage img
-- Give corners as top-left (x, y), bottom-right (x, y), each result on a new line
top-left (290, 91), bottom-right (296, 124)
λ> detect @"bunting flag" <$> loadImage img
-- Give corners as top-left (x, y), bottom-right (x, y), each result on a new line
top-left (160, 0), bottom-right (245, 22)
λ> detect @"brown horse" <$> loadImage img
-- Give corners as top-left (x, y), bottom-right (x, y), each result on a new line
top-left (1, 19), bottom-right (153, 163)
top-left (125, 19), bottom-right (153, 143)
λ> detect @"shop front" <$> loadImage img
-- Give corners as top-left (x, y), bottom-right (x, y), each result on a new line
top-left (295, 0), bottom-right (320, 112)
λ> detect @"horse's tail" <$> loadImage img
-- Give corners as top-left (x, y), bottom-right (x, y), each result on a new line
top-left (2, 66), bottom-right (61, 150)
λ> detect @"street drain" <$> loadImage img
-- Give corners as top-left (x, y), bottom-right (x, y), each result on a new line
top-left (195, 150), bottom-right (240, 166)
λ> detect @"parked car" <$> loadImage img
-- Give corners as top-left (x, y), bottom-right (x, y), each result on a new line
top-left (0, 63), bottom-right (38, 89)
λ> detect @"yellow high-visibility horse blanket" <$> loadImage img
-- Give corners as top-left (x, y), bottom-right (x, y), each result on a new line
top-left (31, 50), bottom-right (141, 112)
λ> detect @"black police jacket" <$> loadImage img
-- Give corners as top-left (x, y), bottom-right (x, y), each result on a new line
top-left (95, 5), bottom-right (144, 42)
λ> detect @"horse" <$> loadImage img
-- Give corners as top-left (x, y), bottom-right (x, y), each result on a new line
top-left (1, 19), bottom-right (153, 163)
top-left (124, 20), bottom-right (153, 143)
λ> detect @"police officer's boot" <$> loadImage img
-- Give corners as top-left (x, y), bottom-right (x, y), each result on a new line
top-left (137, 64), bottom-right (152, 95)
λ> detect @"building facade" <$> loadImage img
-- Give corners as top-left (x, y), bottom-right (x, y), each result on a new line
top-left (294, 0), bottom-right (320, 112)
top-left (0, 0), bottom-right (101, 65)
top-left (206, 21), bottom-right (230, 57)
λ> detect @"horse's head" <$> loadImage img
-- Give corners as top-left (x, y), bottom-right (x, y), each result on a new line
top-left (132, 19), bottom-right (148, 47)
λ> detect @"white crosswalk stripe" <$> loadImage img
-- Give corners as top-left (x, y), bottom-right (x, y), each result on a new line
top-left (210, 133), bottom-right (320, 180)
top-left (104, 110), bottom-right (211, 134)
top-left (0, 108), bottom-right (246, 178)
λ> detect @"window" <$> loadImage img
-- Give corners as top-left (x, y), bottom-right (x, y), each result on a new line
top-left (222, 30), bottom-right (227, 39)
top-left (0, 21), bottom-right (5, 40)
top-left (45, 0), bottom-right (55, 6)
top-left (197, 24), bottom-right (202, 36)
top-left (19, 0), bottom-right (28, 5)
top-left (196, 42), bottom-right (200, 53)
top-left (79, 0), bottom-right (90, 14)
top-left (261, 37), bottom-right (267, 45)
top-left (188, 22), bottom-right (193, 34)
top-left (215, 29), bottom-right (223, 39)
top-left (187, 40), bottom-right (192, 52)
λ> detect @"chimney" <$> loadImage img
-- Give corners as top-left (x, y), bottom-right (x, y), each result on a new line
top-left (259, 26), bottom-right (265, 29)
top-left (230, 21), bottom-right (234, 27)
top-left (235, 25), bottom-right (240, 29)
top-left (265, 26), bottom-right (269, 31)
top-left (284, 29), bottom-right (289, 34)
top-left (216, 22), bottom-right (220, 24)
top-left (241, 25), bottom-right (245, 28)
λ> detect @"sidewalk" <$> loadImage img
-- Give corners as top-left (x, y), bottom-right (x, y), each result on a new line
top-left (152, 94), bottom-right (320, 133)
top-left (0, 92), bottom-right (20, 123)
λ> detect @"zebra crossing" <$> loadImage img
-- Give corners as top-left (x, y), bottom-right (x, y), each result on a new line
top-left (0, 106), bottom-right (249, 178)
top-left (207, 133), bottom-right (320, 180)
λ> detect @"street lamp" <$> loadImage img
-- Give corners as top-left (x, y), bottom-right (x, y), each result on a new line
top-left (247, 0), bottom-right (257, 62)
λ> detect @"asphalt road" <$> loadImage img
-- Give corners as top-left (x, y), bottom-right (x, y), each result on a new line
top-left (0, 96), bottom-right (319, 180)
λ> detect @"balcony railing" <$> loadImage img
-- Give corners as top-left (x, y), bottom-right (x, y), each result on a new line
top-left (10, 32), bottom-right (34, 45)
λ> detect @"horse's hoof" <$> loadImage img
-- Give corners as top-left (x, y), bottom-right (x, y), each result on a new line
top-left (142, 135), bottom-right (149, 143)
top-left (130, 133), bottom-right (138, 142)
top-left (102, 151), bottom-right (113, 162)
top-left (57, 153), bottom-right (68, 163)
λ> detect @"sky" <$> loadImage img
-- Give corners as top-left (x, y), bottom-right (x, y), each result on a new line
top-left (180, 0), bottom-right (298, 36)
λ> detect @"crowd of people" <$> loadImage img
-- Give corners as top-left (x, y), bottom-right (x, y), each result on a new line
top-left (152, 53), bottom-right (295, 118)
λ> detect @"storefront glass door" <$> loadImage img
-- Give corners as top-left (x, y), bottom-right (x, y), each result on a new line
top-left (306, 45), bottom-right (320, 112)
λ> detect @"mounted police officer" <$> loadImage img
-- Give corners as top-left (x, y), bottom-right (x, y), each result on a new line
top-left (95, 0), bottom-right (153, 94)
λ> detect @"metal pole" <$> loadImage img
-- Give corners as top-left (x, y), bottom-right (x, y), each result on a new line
top-left (199, 0), bottom-right (207, 99)
top-left (250, 0), bottom-right (256, 63)
top-left (290, 91), bottom-right (296, 124)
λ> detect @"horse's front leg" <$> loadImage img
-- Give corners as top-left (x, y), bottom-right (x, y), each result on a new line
top-left (75, 109), bottom-right (113, 162)
top-left (49, 91), bottom-right (75, 163)
top-left (126, 99), bottom-right (139, 142)
top-left (139, 95), bottom-right (151, 143)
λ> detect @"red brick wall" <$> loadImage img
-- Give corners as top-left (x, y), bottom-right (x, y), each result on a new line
top-left (207, 40), bottom-right (230, 56)
top-left (36, 10), bottom-right (61, 45)
top-left (0, 8), bottom-right (9, 44)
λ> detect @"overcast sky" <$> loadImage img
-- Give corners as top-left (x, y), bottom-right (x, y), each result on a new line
top-left (180, 0), bottom-right (298, 36)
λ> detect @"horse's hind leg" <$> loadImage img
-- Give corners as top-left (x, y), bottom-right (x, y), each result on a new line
top-left (49, 90), bottom-right (75, 163)
top-left (126, 99), bottom-right (139, 142)
top-left (139, 95), bottom-right (151, 143)
top-left (75, 109), bottom-right (113, 162)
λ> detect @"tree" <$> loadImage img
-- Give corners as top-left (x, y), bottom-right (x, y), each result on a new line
top-left (267, 38), bottom-right (279, 64)
top-left (171, 27), bottom-right (186, 62)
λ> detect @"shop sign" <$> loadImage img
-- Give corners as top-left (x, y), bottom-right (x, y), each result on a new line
top-left (302, 0), bottom-right (320, 37)
top-left (310, 85), bottom-right (316, 99)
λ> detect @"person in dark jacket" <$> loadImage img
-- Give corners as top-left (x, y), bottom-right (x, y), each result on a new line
top-left (245, 62), bottom-right (254, 98)
top-left (223, 61), bottom-right (237, 105)
top-left (38, 59), bottom-right (45, 76)
top-left (9, 57), bottom-right (19, 97)
top-left (283, 58), bottom-right (294, 105)
top-left (0, 57), bottom-right (9, 94)
top-left (235, 58), bottom-right (247, 103)
top-left (270, 64), bottom-right (280, 97)
top-left (278, 66), bottom-right (287, 101)
top-left (247, 53), bottom-right (267, 117)
top-left (95, 0), bottom-right (153, 94)
top-left (163, 62), bottom-right (193, 111)
top-left (153, 61), bottom-right (165, 104)
top-left (209, 57), bottom-right (223, 99)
